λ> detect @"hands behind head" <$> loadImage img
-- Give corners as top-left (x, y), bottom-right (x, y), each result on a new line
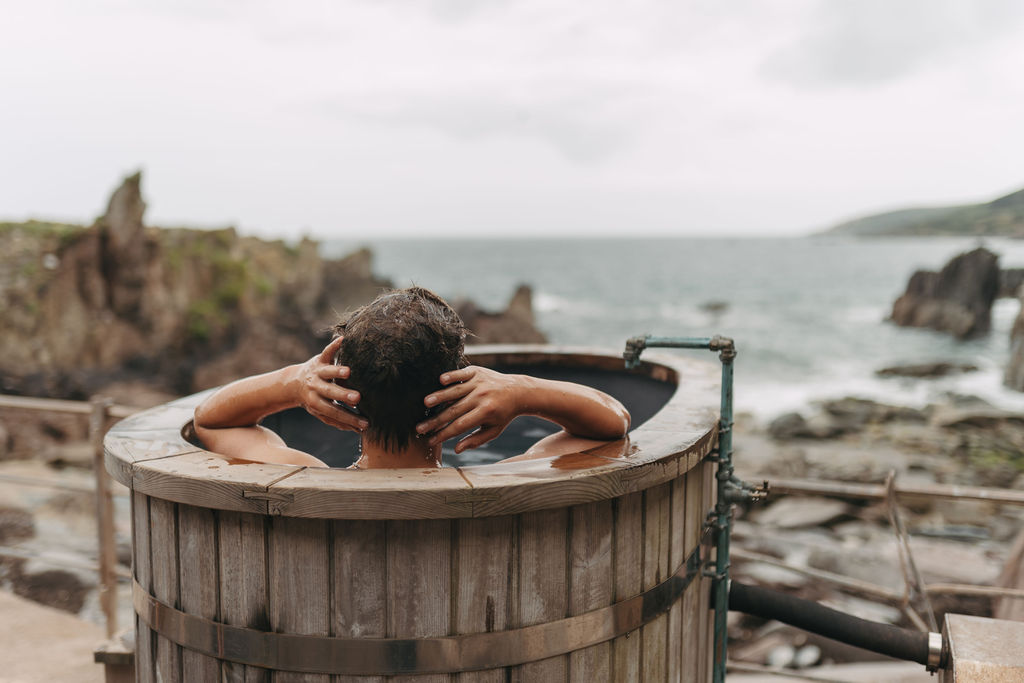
top-left (415, 366), bottom-right (525, 453)
top-left (297, 336), bottom-right (368, 433)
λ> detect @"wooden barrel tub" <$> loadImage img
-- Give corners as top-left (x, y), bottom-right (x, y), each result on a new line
top-left (105, 345), bottom-right (720, 682)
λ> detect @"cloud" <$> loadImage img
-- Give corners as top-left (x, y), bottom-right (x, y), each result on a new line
top-left (324, 80), bottom-right (647, 164)
top-left (763, 0), bottom-right (1024, 86)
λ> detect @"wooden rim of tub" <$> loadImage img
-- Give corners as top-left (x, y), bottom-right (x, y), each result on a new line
top-left (104, 345), bottom-right (720, 519)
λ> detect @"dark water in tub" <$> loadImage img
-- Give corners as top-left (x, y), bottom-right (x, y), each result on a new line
top-left (263, 365), bottom-right (675, 468)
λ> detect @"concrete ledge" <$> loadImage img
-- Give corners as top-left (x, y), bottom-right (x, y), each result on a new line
top-left (942, 613), bottom-right (1024, 682)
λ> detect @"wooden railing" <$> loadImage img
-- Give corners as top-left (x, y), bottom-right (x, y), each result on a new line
top-left (0, 394), bottom-right (139, 638)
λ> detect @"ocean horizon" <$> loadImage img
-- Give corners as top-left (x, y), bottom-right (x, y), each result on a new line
top-left (323, 235), bottom-right (1024, 419)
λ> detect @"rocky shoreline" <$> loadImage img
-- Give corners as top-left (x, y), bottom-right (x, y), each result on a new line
top-left (725, 388), bottom-right (1024, 672)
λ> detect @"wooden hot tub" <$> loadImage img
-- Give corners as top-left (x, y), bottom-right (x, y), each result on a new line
top-left (105, 345), bottom-right (720, 682)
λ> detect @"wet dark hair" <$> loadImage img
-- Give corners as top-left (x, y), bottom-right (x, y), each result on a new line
top-left (333, 287), bottom-right (467, 451)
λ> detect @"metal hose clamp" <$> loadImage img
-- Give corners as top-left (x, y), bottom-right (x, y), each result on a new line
top-left (927, 631), bottom-right (944, 671)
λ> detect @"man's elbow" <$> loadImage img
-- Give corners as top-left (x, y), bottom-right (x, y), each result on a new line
top-left (593, 404), bottom-right (630, 440)
top-left (612, 405), bottom-right (631, 438)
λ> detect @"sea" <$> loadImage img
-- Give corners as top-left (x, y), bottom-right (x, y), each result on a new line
top-left (323, 236), bottom-right (1024, 421)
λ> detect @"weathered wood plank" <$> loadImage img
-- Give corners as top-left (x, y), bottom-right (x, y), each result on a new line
top-left (268, 467), bottom-right (475, 519)
top-left (387, 519), bottom-right (451, 683)
top-left (270, 516), bottom-right (331, 683)
top-left (454, 516), bottom-right (515, 683)
top-left (611, 491), bottom-right (643, 683)
top-left (132, 451), bottom-right (293, 513)
top-left (149, 497), bottom-right (181, 682)
top-left (641, 481), bottom-right (671, 682)
top-left (106, 401), bottom-right (198, 432)
top-left (178, 504), bottom-right (219, 681)
top-left (682, 467), bottom-right (704, 683)
top-left (701, 458), bottom-right (716, 683)
top-left (132, 492), bottom-right (155, 683)
top-left (668, 474), bottom-right (686, 683)
top-left (218, 510), bottom-right (269, 683)
top-left (569, 501), bottom-right (613, 683)
top-left (333, 519), bottom-right (386, 683)
top-left (512, 508), bottom-right (568, 682)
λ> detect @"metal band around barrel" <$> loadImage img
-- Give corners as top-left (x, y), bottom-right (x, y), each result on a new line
top-left (133, 545), bottom-right (701, 675)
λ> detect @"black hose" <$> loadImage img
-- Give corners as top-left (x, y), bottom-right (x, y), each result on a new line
top-left (729, 581), bottom-right (931, 665)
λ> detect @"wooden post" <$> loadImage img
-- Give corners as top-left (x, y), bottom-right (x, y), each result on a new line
top-left (91, 396), bottom-right (118, 639)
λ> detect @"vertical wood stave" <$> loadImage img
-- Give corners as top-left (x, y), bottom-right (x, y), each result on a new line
top-left (132, 492), bottom-right (155, 683)
top-left (333, 519), bottom-right (386, 683)
top-left (611, 491), bottom-right (643, 682)
top-left (512, 508), bottom-right (568, 682)
top-left (218, 510), bottom-right (270, 683)
top-left (641, 481), bottom-right (671, 682)
top-left (702, 458), bottom-right (716, 683)
top-left (454, 516), bottom-right (516, 683)
top-left (681, 467), bottom-right (704, 683)
top-left (271, 516), bottom-right (331, 683)
top-left (568, 500), bottom-right (613, 682)
top-left (178, 504), bottom-right (220, 681)
top-left (668, 474), bottom-right (687, 682)
top-left (150, 497), bottom-right (181, 682)
top-left (387, 519), bottom-right (451, 683)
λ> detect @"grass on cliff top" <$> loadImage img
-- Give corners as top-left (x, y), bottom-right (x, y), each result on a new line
top-left (824, 185), bottom-right (1024, 237)
top-left (0, 220), bottom-right (86, 239)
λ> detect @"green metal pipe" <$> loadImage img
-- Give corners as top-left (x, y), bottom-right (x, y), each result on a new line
top-left (623, 333), bottom-right (738, 683)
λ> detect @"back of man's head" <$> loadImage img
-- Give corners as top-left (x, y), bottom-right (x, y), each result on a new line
top-left (334, 287), bottom-right (467, 451)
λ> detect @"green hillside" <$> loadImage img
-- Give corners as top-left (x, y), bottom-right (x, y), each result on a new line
top-left (823, 186), bottom-right (1024, 237)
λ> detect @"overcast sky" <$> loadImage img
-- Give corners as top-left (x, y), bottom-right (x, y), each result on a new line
top-left (2, 1), bottom-right (1023, 238)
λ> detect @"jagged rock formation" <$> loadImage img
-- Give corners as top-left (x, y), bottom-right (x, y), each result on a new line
top-left (0, 174), bottom-right (391, 395)
top-left (0, 173), bottom-right (547, 397)
top-left (889, 247), bottom-right (1000, 339)
top-left (456, 285), bottom-right (548, 345)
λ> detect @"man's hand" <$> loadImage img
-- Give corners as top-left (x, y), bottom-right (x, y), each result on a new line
top-left (296, 336), bottom-right (368, 432)
top-left (415, 366), bottom-right (527, 453)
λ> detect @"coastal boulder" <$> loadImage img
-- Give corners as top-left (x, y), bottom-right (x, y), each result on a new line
top-left (457, 285), bottom-right (548, 345)
top-left (1006, 304), bottom-right (1024, 391)
top-left (889, 247), bottom-right (1000, 338)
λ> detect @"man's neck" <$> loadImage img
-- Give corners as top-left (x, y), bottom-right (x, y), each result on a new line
top-left (354, 436), bottom-right (442, 469)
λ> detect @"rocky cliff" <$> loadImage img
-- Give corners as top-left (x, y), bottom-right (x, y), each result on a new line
top-left (0, 173), bottom-right (545, 399)
top-left (889, 247), bottom-right (1000, 339)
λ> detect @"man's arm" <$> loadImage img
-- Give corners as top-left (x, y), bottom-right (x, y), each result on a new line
top-left (415, 366), bottom-right (630, 454)
top-left (194, 336), bottom-right (366, 467)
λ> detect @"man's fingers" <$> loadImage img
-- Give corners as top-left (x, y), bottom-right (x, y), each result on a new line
top-left (426, 409), bottom-right (484, 446)
top-left (455, 426), bottom-right (501, 453)
top-left (416, 400), bottom-right (464, 434)
top-left (309, 397), bottom-right (367, 431)
top-left (318, 364), bottom-right (350, 381)
top-left (319, 335), bottom-right (345, 362)
top-left (439, 366), bottom-right (476, 386)
top-left (317, 381), bottom-right (360, 405)
top-left (423, 381), bottom-right (473, 408)
top-left (416, 399), bottom-right (470, 436)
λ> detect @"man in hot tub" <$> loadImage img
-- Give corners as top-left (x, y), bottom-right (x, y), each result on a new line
top-left (194, 287), bottom-right (630, 469)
